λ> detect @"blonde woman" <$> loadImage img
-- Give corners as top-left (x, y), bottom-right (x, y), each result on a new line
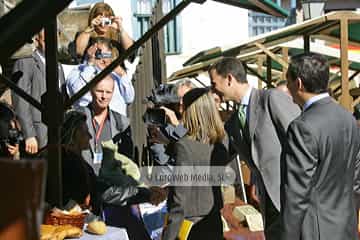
top-left (75, 2), bottom-right (133, 60)
top-left (162, 88), bottom-right (229, 240)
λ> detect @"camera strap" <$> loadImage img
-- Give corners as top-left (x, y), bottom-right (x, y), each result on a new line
top-left (92, 113), bottom-right (108, 144)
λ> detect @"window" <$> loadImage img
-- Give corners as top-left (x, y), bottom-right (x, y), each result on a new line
top-left (248, 11), bottom-right (286, 36)
top-left (132, 0), bottom-right (153, 40)
top-left (132, 0), bottom-right (182, 55)
top-left (162, 0), bottom-right (182, 54)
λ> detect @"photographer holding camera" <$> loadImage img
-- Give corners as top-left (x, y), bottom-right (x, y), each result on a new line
top-left (0, 102), bottom-right (24, 160)
top-left (66, 37), bottom-right (134, 117)
top-left (73, 2), bottom-right (134, 63)
top-left (144, 80), bottom-right (194, 173)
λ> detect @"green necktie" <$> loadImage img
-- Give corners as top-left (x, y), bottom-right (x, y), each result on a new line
top-left (238, 104), bottom-right (246, 129)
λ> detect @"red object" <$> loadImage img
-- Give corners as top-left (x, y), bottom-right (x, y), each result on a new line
top-left (222, 198), bottom-right (265, 240)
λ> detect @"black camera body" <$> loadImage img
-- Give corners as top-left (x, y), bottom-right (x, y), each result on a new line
top-left (95, 48), bottom-right (112, 59)
top-left (143, 84), bottom-right (180, 126)
top-left (7, 128), bottom-right (24, 145)
top-left (0, 126), bottom-right (24, 147)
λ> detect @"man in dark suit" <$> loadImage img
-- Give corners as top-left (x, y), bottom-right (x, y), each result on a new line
top-left (12, 30), bottom-right (65, 154)
top-left (281, 52), bottom-right (360, 240)
top-left (209, 57), bottom-right (300, 239)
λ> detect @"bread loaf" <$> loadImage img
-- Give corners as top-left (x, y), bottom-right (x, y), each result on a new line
top-left (87, 221), bottom-right (107, 235)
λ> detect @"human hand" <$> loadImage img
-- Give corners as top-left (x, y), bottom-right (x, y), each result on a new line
top-left (86, 43), bottom-right (98, 62)
top-left (90, 15), bottom-right (103, 28)
top-left (110, 16), bottom-right (123, 31)
top-left (25, 137), bottom-right (38, 154)
top-left (148, 126), bottom-right (170, 145)
top-left (149, 186), bottom-right (168, 205)
top-left (6, 143), bottom-right (19, 158)
top-left (249, 184), bottom-right (260, 205)
top-left (114, 65), bottom-right (126, 77)
top-left (160, 107), bottom-right (179, 126)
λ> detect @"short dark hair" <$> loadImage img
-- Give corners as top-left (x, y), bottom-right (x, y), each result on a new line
top-left (209, 57), bottom-right (247, 83)
top-left (287, 53), bottom-right (329, 94)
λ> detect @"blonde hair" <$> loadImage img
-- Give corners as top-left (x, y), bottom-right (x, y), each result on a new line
top-left (88, 3), bottom-right (119, 41)
top-left (88, 3), bottom-right (115, 26)
top-left (183, 92), bottom-right (225, 144)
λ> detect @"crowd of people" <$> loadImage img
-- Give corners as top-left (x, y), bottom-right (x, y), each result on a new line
top-left (0, 2), bottom-right (359, 240)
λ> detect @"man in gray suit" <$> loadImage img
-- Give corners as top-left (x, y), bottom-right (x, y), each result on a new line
top-left (12, 29), bottom-right (65, 154)
top-left (281, 52), bottom-right (360, 240)
top-left (209, 57), bottom-right (300, 239)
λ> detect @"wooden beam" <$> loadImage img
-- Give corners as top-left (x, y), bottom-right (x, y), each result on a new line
top-left (326, 11), bottom-right (360, 21)
top-left (339, 18), bottom-right (352, 111)
top-left (251, 0), bottom-right (285, 18)
top-left (312, 34), bottom-right (360, 48)
top-left (257, 56), bottom-right (264, 89)
top-left (266, 55), bottom-right (272, 86)
top-left (254, 42), bottom-right (288, 69)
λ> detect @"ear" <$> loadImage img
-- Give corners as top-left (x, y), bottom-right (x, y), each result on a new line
top-left (297, 77), bottom-right (304, 91)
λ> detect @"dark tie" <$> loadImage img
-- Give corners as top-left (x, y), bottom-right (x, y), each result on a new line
top-left (238, 104), bottom-right (247, 129)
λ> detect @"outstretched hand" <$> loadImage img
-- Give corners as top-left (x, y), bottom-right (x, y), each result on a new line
top-left (149, 186), bottom-right (168, 206)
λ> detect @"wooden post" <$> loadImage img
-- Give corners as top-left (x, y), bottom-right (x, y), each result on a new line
top-left (257, 56), bottom-right (264, 89)
top-left (304, 35), bottom-right (310, 53)
top-left (266, 55), bottom-right (272, 87)
top-left (44, 20), bottom-right (62, 206)
top-left (340, 18), bottom-right (352, 111)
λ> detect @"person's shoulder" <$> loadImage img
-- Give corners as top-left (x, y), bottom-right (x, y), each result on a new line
top-left (110, 110), bottom-right (130, 129)
top-left (266, 88), bottom-right (292, 101)
top-left (175, 136), bottom-right (193, 148)
top-left (14, 54), bottom-right (36, 65)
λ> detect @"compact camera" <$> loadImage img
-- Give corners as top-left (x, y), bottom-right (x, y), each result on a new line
top-left (101, 17), bottom-right (112, 26)
top-left (95, 48), bottom-right (112, 59)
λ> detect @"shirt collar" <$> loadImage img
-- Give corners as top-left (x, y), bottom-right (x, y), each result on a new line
top-left (241, 87), bottom-right (252, 106)
top-left (35, 49), bottom-right (46, 64)
top-left (303, 92), bottom-right (329, 111)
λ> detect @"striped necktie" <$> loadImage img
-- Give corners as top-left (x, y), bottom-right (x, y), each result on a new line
top-left (238, 104), bottom-right (246, 129)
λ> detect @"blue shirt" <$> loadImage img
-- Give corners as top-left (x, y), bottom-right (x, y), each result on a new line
top-left (303, 93), bottom-right (329, 111)
top-left (66, 64), bottom-right (135, 116)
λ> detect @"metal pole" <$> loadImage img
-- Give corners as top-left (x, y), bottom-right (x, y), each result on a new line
top-left (0, 73), bottom-right (43, 111)
top-left (44, 20), bottom-right (62, 207)
top-left (236, 155), bottom-right (248, 204)
top-left (66, 0), bottom-right (201, 109)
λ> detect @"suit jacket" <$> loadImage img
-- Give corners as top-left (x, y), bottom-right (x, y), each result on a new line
top-left (281, 97), bottom-right (360, 240)
top-left (12, 51), bottom-right (65, 148)
top-left (162, 136), bottom-right (229, 240)
top-left (78, 105), bottom-right (130, 175)
top-left (225, 89), bottom-right (300, 213)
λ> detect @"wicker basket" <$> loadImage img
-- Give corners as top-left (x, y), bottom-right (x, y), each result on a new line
top-left (45, 211), bottom-right (86, 229)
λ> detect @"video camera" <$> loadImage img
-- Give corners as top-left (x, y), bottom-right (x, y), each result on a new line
top-left (1, 128), bottom-right (24, 146)
top-left (143, 84), bottom-right (181, 126)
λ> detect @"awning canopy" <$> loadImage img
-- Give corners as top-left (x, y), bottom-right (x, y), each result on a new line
top-left (168, 40), bottom-right (360, 82)
top-left (168, 11), bottom-right (360, 110)
top-left (213, 0), bottom-right (289, 18)
top-left (181, 11), bottom-right (360, 68)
